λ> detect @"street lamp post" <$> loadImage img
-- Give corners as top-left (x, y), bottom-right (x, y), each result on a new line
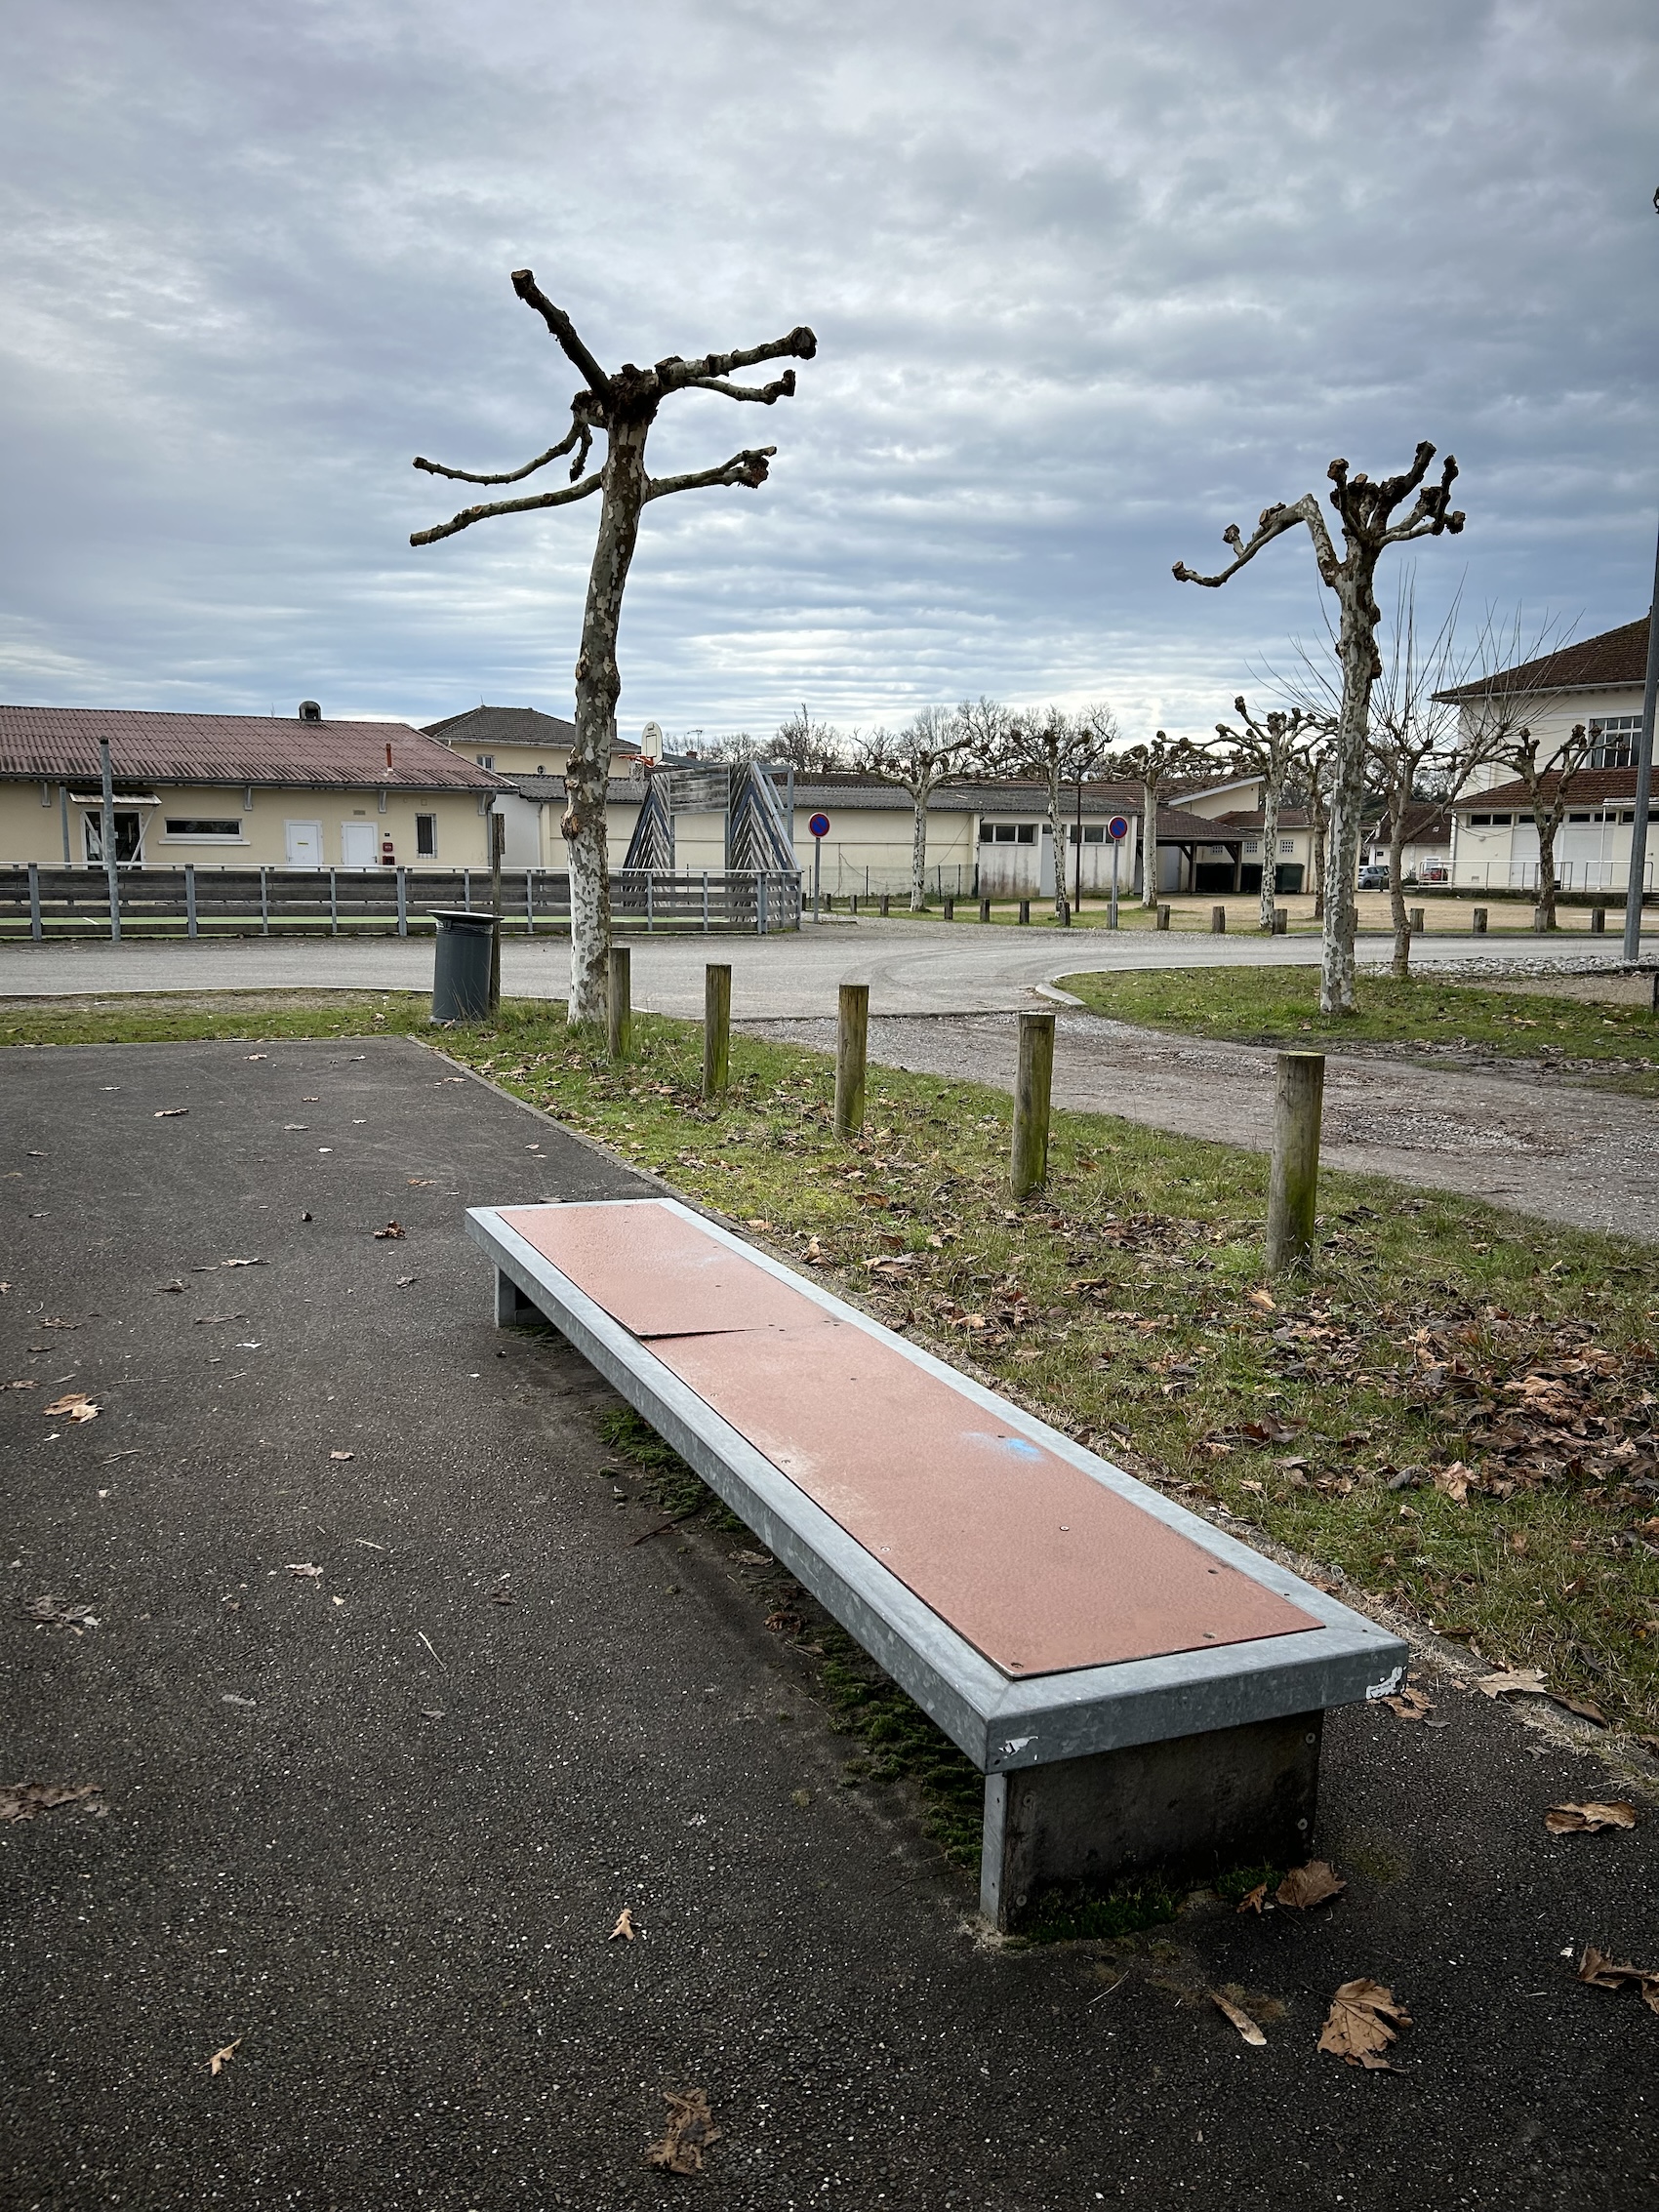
top-left (1621, 185), bottom-right (1659, 965)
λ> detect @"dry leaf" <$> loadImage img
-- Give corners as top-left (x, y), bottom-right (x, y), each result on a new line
top-left (221, 1258), bottom-right (263, 1268)
top-left (330, 1450), bottom-right (354, 1462)
top-left (373, 1222), bottom-right (405, 1240)
top-left (153, 1107), bottom-right (189, 1118)
top-left (285, 1562), bottom-right (323, 1579)
top-left (1276, 1861), bottom-right (1347, 1910)
top-left (1381, 1687), bottom-right (1436, 1723)
top-left (1433, 1461), bottom-right (1475, 1505)
top-left (610, 1907), bottom-right (636, 1942)
top-left (1210, 1991), bottom-right (1267, 2045)
top-left (645, 2087), bottom-right (720, 2176)
top-left (1576, 1947), bottom-right (1659, 2013)
top-left (1246, 1288), bottom-right (1275, 1311)
top-left (1546, 1802), bottom-right (1639, 1834)
top-left (407, 1178), bottom-right (438, 1186)
top-left (156, 1281), bottom-right (185, 1294)
top-left (26, 1595), bottom-right (101, 1633)
top-left (1317, 1979), bottom-right (1412, 2069)
top-left (3, 1379), bottom-right (37, 1389)
top-left (1235, 1882), bottom-right (1268, 1915)
top-left (1553, 1693), bottom-right (1609, 1726)
top-left (0, 1782), bottom-right (106, 1823)
top-left (43, 1392), bottom-right (98, 1422)
top-left (1475, 1669), bottom-right (1550, 1700)
top-left (209, 2037), bottom-right (242, 2075)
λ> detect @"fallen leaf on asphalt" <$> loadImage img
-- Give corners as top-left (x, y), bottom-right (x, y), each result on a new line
top-left (1476, 1669), bottom-right (1550, 1700)
top-left (373, 1222), bottom-right (405, 1240)
top-left (610, 1907), bottom-right (636, 1942)
top-left (765, 1609), bottom-right (803, 1636)
top-left (245, 1054), bottom-right (267, 1062)
top-left (407, 1178), bottom-right (438, 1186)
top-left (43, 1393), bottom-right (98, 1422)
top-left (330, 1450), bottom-right (354, 1462)
top-left (1546, 1802), bottom-right (1639, 1834)
top-left (645, 2088), bottom-right (720, 2176)
top-left (1210, 1991), bottom-right (1268, 2045)
top-left (153, 1107), bottom-right (189, 1118)
top-left (0, 1782), bottom-right (106, 1823)
top-left (208, 2037), bottom-right (242, 2075)
top-left (285, 1562), bottom-right (323, 1579)
top-left (3, 1379), bottom-right (36, 1389)
top-left (221, 1694), bottom-right (256, 1708)
top-left (1276, 1861), bottom-right (1347, 1910)
top-left (1235, 1882), bottom-right (1269, 1915)
top-left (1317, 1979), bottom-right (1412, 2069)
top-left (221, 1258), bottom-right (263, 1268)
top-left (1246, 1288), bottom-right (1275, 1311)
top-left (395, 1275), bottom-right (417, 1287)
top-left (1553, 1693), bottom-right (1609, 1726)
top-left (26, 1596), bottom-right (101, 1633)
top-left (1576, 1947), bottom-right (1659, 2013)
top-left (41, 1317), bottom-right (81, 1329)
top-left (156, 1281), bottom-right (185, 1294)
top-left (1381, 1687), bottom-right (1436, 1723)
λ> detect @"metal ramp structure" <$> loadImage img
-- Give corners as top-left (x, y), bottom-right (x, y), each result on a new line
top-left (620, 774), bottom-right (675, 871)
top-left (725, 759), bottom-right (796, 873)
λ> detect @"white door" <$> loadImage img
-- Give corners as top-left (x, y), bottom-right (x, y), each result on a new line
top-left (340, 821), bottom-right (378, 868)
top-left (285, 820), bottom-right (322, 866)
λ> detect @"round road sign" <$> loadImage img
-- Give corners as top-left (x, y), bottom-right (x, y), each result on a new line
top-left (1106, 815), bottom-right (1130, 841)
top-left (808, 812), bottom-right (831, 838)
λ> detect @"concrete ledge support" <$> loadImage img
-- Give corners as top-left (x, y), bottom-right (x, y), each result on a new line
top-left (494, 1266), bottom-right (539, 1327)
top-left (980, 1710), bottom-right (1322, 1930)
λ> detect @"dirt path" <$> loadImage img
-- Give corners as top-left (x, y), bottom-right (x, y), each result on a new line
top-left (744, 1009), bottom-right (1659, 1243)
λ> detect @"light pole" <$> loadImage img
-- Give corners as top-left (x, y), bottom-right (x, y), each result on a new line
top-left (1621, 184), bottom-right (1659, 964)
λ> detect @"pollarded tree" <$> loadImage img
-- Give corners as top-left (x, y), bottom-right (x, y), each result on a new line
top-left (856, 706), bottom-right (980, 909)
top-left (412, 270), bottom-right (816, 1025)
top-left (1000, 703), bottom-right (1120, 921)
top-left (1175, 443), bottom-right (1465, 1015)
top-left (1110, 729), bottom-right (1213, 907)
top-left (1212, 699), bottom-right (1320, 934)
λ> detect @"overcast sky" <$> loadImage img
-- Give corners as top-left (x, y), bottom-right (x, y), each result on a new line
top-left (2, 0), bottom-right (1655, 746)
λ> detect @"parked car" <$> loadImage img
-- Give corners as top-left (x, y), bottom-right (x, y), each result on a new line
top-left (1356, 864), bottom-right (1390, 890)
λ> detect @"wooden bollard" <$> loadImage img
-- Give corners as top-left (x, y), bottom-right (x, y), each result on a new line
top-left (1155, 903), bottom-right (1172, 931)
top-left (1057, 898), bottom-right (1072, 928)
top-left (1018, 899), bottom-right (1031, 925)
top-left (1591, 904), bottom-right (1606, 934)
top-left (1472, 906), bottom-right (1487, 934)
top-left (1273, 905), bottom-right (1288, 936)
top-left (879, 893), bottom-right (891, 917)
top-left (943, 895), bottom-right (954, 921)
top-left (703, 963), bottom-right (731, 1102)
top-left (835, 983), bottom-right (869, 1139)
top-left (1011, 1011), bottom-right (1055, 1199)
top-left (979, 896), bottom-right (991, 923)
top-left (1266, 1051), bottom-right (1324, 1274)
top-left (1532, 905), bottom-right (1549, 933)
top-left (850, 893), bottom-right (859, 914)
top-left (1408, 905), bottom-right (1425, 934)
top-left (1211, 905), bottom-right (1227, 933)
top-left (607, 945), bottom-right (631, 1060)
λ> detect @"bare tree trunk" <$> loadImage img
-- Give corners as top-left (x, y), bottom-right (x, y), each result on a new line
top-left (1388, 819), bottom-right (1411, 978)
top-left (910, 784), bottom-right (928, 909)
top-left (1319, 560), bottom-right (1383, 1016)
top-left (1534, 800), bottom-right (1561, 927)
top-left (1311, 776), bottom-right (1328, 920)
top-left (1141, 776), bottom-right (1159, 906)
top-left (1259, 774), bottom-right (1281, 933)
top-left (564, 424), bottom-right (646, 1024)
top-left (1046, 761), bottom-right (1068, 919)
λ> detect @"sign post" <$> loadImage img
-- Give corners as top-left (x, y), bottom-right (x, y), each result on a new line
top-left (808, 812), bottom-right (830, 921)
top-left (1106, 815), bottom-right (1130, 931)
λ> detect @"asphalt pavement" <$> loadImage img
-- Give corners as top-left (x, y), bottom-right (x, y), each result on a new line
top-left (4, 1038), bottom-right (1657, 2209)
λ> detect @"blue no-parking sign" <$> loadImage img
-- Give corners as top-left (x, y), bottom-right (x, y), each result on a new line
top-left (1107, 815), bottom-right (1130, 842)
top-left (808, 812), bottom-right (830, 838)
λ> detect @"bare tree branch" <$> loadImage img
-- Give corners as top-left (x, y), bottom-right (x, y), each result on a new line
top-left (410, 470), bottom-right (605, 546)
top-left (413, 412), bottom-right (593, 487)
top-left (642, 448), bottom-right (778, 503)
top-left (1172, 495), bottom-right (1334, 589)
top-left (509, 268), bottom-right (610, 392)
top-left (657, 331), bottom-right (818, 391)
top-left (683, 370), bottom-right (798, 404)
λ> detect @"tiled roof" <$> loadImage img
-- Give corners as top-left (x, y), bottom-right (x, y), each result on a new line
top-left (1435, 618), bottom-right (1651, 702)
top-left (424, 703), bottom-right (642, 753)
top-left (0, 706), bottom-right (508, 791)
top-left (1456, 768), bottom-right (1640, 810)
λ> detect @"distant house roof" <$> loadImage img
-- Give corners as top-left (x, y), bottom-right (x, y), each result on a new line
top-left (0, 706), bottom-right (507, 791)
top-left (424, 704), bottom-right (642, 755)
top-left (1435, 619), bottom-right (1650, 704)
top-left (1455, 768), bottom-right (1640, 811)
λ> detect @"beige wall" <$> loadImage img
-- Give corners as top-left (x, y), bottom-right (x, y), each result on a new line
top-left (0, 782), bottom-right (497, 870)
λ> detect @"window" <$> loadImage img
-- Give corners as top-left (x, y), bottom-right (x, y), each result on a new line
top-left (982, 822), bottom-right (1037, 844)
top-left (1589, 714), bottom-right (1640, 770)
top-left (1279, 837), bottom-right (1294, 854)
top-left (163, 818), bottom-right (241, 840)
top-left (475, 753), bottom-right (494, 769)
top-left (416, 813), bottom-right (437, 858)
top-left (1067, 824), bottom-right (1107, 843)
top-left (1621, 810), bottom-right (1637, 824)
top-left (1568, 812), bottom-right (1592, 824)
top-left (537, 762), bottom-right (547, 776)
top-left (1243, 837), bottom-right (1260, 854)
top-left (1469, 814), bottom-right (1490, 826)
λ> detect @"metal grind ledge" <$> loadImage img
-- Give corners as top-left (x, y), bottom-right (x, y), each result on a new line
top-left (466, 1197), bottom-right (1407, 1926)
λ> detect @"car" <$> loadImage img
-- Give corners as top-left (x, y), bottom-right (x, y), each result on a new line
top-left (1356, 864), bottom-right (1391, 890)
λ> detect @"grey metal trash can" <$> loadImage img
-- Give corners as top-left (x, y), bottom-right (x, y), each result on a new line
top-left (430, 909), bottom-right (496, 1022)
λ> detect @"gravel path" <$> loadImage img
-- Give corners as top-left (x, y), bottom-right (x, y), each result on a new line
top-left (745, 1009), bottom-right (1659, 1242)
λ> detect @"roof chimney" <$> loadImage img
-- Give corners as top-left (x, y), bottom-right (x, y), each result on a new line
top-left (385, 742), bottom-right (393, 769)
top-left (299, 700), bottom-right (321, 721)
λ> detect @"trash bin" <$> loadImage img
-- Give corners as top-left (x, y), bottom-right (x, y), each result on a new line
top-left (430, 909), bottom-right (496, 1022)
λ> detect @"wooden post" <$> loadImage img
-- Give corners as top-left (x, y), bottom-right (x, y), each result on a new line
top-left (943, 895), bottom-right (954, 921)
top-left (1266, 1051), bottom-right (1324, 1274)
top-left (1155, 903), bottom-right (1171, 931)
top-left (1011, 1012), bottom-right (1055, 1200)
top-left (608, 944), bottom-right (632, 1060)
top-left (1590, 904), bottom-right (1606, 934)
top-left (703, 963), bottom-right (731, 1102)
top-left (1272, 905), bottom-right (1288, 936)
top-left (1532, 904), bottom-right (1548, 934)
top-left (1210, 905), bottom-right (1226, 933)
top-left (979, 896), bottom-right (991, 923)
top-left (835, 983), bottom-right (869, 1138)
top-left (879, 893), bottom-right (890, 917)
top-left (1472, 905), bottom-right (1487, 934)
top-left (1408, 905), bottom-right (1425, 934)
top-left (1018, 899), bottom-right (1031, 926)
top-left (488, 812), bottom-right (504, 1010)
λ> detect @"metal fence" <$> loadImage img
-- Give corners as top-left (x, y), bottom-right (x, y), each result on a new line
top-left (0, 864), bottom-right (803, 943)
top-left (1449, 859), bottom-right (1657, 894)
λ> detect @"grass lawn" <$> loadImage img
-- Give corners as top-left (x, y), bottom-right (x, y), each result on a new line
top-left (8, 987), bottom-right (1659, 1859)
top-left (1059, 965), bottom-right (1659, 1086)
top-left (0, 989), bottom-right (433, 1046)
